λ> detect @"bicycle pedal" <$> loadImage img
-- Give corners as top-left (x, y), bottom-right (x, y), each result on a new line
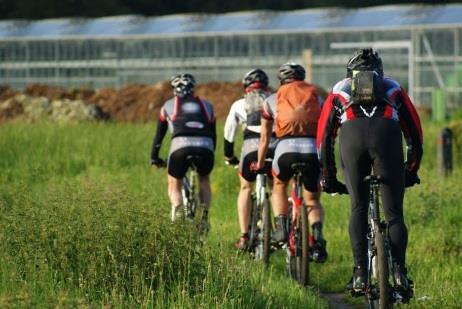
top-left (350, 289), bottom-right (366, 297)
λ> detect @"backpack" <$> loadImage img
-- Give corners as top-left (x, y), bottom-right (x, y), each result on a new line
top-left (244, 90), bottom-right (267, 127)
top-left (351, 71), bottom-right (385, 105)
top-left (275, 81), bottom-right (321, 138)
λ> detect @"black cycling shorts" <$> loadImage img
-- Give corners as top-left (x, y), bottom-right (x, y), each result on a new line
top-left (272, 137), bottom-right (320, 192)
top-left (168, 147), bottom-right (214, 178)
top-left (273, 153), bottom-right (320, 192)
top-left (239, 138), bottom-right (276, 182)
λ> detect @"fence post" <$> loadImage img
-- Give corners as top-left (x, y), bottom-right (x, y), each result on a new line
top-left (437, 127), bottom-right (453, 176)
top-left (432, 88), bottom-right (446, 121)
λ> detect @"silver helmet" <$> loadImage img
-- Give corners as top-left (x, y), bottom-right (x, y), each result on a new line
top-left (242, 68), bottom-right (269, 89)
top-left (277, 63), bottom-right (305, 84)
top-left (170, 73), bottom-right (196, 97)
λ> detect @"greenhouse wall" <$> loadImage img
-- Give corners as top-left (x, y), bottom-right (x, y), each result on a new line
top-left (0, 9), bottom-right (461, 108)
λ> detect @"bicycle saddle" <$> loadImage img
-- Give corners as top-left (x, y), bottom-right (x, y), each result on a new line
top-left (290, 162), bottom-right (308, 173)
top-left (185, 154), bottom-right (201, 167)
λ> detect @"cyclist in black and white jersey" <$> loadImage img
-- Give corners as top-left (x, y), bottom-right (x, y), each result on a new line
top-left (224, 69), bottom-right (276, 250)
top-left (151, 74), bottom-right (216, 227)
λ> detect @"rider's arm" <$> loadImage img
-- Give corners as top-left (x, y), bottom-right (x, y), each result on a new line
top-left (150, 109), bottom-right (168, 161)
top-left (396, 88), bottom-right (423, 174)
top-left (224, 101), bottom-right (239, 158)
top-left (211, 119), bottom-right (217, 151)
top-left (257, 102), bottom-right (273, 168)
top-left (316, 93), bottom-right (341, 180)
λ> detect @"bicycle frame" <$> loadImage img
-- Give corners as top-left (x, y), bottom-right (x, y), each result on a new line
top-left (367, 176), bottom-right (382, 280)
top-left (248, 160), bottom-right (272, 262)
top-left (288, 172), bottom-right (304, 256)
top-left (255, 173), bottom-right (267, 209)
top-left (286, 164), bottom-right (310, 286)
top-left (365, 175), bottom-right (395, 308)
top-left (181, 159), bottom-right (199, 219)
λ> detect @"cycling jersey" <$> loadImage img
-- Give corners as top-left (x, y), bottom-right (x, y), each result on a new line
top-left (160, 96), bottom-right (215, 139)
top-left (317, 76), bottom-right (423, 179)
top-left (224, 90), bottom-right (274, 158)
top-left (151, 94), bottom-right (216, 178)
top-left (261, 82), bottom-right (323, 190)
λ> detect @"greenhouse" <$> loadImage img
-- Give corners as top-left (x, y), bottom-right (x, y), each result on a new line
top-left (1, 4), bottom-right (462, 108)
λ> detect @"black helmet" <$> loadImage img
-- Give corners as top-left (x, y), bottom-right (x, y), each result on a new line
top-left (346, 48), bottom-right (383, 77)
top-left (277, 63), bottom-right (305, 84)
top-left (242, 68), bottom-right (269, 89)
top-left (170, 73), bottom-right (196, 97)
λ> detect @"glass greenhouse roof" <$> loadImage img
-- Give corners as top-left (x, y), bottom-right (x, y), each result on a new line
top-left (0, 4), bottom-right (461, 39)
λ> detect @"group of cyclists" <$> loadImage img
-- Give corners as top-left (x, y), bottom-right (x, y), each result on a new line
top-left (150, 48), bottom-right (423, 299)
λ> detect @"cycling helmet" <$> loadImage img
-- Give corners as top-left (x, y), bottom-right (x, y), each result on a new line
top-left (346, 48), bottom-right (383, 77)
top-left (277, 63), bottom-right (306, 84)
top-left (242, 68), bottom-right (269, 89)
top-left (170, 73), bottom-right (196, 97)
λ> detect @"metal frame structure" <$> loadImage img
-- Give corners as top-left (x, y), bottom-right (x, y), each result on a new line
top-left (0, 5), bottom-right (461, 107)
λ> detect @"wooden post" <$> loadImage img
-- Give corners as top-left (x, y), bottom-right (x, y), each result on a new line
top-left (437, 127), bottom-right (453, 176)
top-left (302, 49), bottom-right (312, 83)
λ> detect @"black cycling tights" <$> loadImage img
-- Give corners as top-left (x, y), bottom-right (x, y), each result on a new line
top-left (339, 118), bottom-right (408, 268)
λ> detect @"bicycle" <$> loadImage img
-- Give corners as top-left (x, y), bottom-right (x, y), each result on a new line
top-left (286, 162), bottom-right (310, 286)
top-left (352, 174), bottom-right (413, 309)
top-left (248, 159), bottom-right (273, 264)
top-left (180, 154), bottom-right (209, 235)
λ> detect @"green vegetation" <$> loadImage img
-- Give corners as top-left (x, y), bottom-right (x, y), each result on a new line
top-left (0, 121), bottom-right (460, 307)
top-left (0, 123), bottom-right (326, 307)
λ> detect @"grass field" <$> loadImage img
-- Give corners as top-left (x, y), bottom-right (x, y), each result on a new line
top-left (0, 121), bottom-right (460, 308)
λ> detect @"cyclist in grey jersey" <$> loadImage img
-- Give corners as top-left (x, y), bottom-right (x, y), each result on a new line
top-left (224, 69), bottom-right (276, 250)
top-left (151, 73), bottom-right (216, 225)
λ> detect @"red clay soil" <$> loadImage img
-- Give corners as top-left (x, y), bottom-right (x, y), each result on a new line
top-left (87, 81), bottom-right (244, 122)
top-left (24, 84), bottom-right (95, 101)
top-left (0, 85), bottom-right (18, 101)
top-left (0, 81), bottom-right (331, 123)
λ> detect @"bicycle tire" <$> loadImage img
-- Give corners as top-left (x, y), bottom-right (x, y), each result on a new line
top-left (262, 197), bottom-right (271, 264)
top-left (295, 203), bottom-right (309, 286)
top-left (249, 195), bottom-right (259, 252)
top-left (374, 231), bottom-right (391, 309)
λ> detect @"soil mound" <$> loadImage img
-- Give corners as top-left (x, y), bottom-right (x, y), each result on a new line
top-left (0, 81), bottom-right (329, 123)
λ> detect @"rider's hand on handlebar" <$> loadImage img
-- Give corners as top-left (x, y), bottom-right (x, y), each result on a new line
top-left (224, 156), bottom-right (239, 166)
top-left (321, 178), bottom-right (348, 195)
top-left (251, 160), bottom-right (264, 172)
top-left (151, 157), bottom-right (166, 168)
top-left (404, 170), bottom-right (420, 188)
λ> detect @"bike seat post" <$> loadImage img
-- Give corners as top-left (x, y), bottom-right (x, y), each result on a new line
top-left (291, 163), bottom-right (307, 199)
top-left (186, 154), bottom-right (199, 171)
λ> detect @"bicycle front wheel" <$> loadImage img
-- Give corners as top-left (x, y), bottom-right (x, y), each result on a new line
top-left (295, 203), bottom-right (309, 286)
top-left (372, 231), bottom-right (391, 309)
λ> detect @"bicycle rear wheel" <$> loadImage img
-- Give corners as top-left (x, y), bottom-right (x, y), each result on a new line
top-left (249, 195), bottom-right (259, 253)
top-left (261, 197), bottom-right (271, 264)
top-left (295, 203), bottom-right (309, 286)
top-left (370, 231), bottom-right (391, 309)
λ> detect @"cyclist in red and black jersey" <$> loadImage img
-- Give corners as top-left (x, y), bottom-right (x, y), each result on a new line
top-left (317, 49), bottom-right (422, 295)
top-left (151, 73), bottom-right (216, 228)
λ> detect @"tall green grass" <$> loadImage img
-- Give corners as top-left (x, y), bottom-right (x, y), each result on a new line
top-left (0, 120), bottom-right (460, 307)
top-left (0, 122), bottom-right (327, 308)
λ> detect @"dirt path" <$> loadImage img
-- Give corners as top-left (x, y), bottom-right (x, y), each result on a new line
top-left (321, 292), bottom-right (364, 309)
